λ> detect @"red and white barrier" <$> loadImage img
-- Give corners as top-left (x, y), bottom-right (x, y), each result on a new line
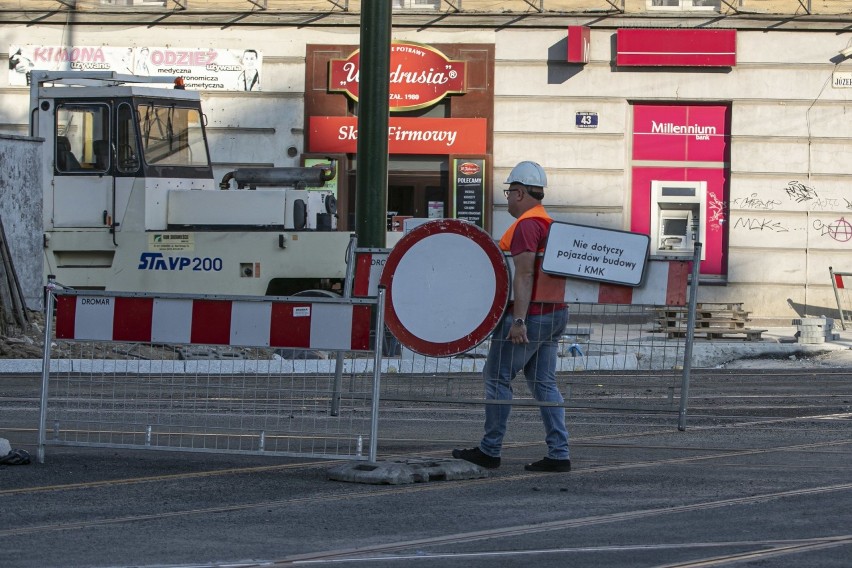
top-left (54, 295), bottom-right (373, 351)
top-left (562, 259), bottom-right (689, 306)
top-left (357, 249), bottom-right (689, 308)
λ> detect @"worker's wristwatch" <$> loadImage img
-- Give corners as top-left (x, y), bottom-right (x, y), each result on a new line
top-left (512, 318), bottom-right (526, 327)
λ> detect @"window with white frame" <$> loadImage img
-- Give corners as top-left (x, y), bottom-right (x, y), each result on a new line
top-left (393, 0), bottom-right (441, 10)
top-left (100, 0), bottom-right (168, 6)
top-left (647, 0), bottom-right (721, 10)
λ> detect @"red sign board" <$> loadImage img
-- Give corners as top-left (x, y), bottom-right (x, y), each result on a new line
top-left (632, 105), bottom-right (729, 163)
top-left (329, 42), bottom-right (467, 111)
top-left (617, 29), bottom-right (736, 67)
top-left (567, 26), bottom-right (590, 64)
top-left (309, 116), bottom-right (487, 155)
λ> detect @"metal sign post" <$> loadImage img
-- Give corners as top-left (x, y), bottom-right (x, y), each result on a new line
top-left (678, 242), bottom-right (702, 431)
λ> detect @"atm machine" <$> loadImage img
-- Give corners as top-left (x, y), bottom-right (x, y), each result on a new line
top-left (649, 180), bottom-right (706, 260)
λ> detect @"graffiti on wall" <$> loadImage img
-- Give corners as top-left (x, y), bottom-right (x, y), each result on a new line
top-left (731, 181), bottom-right (852, 242)
top-left (784, 180), bottom-right (818, 203)
top-left (733, 217), bottom-right (789, 232)
top-left (707, 192), bottom-right (727, 231)
top-left (731, 193), bottom-right (782, 210)
top-left (813, 218), bottom-right (852, 242)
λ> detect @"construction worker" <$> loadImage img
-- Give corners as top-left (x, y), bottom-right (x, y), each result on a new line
top-left (453, 160), bottom-right (571, 472)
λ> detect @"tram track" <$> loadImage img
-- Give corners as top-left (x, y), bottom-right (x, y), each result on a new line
top-left (3, 406), bottom-right (850, 500)
top-left (2, 435), bottom-right (850, 539)
top-left (234, 484), bottom-right (852, 566)
top-left (2, 371), bottom-right (851, 567)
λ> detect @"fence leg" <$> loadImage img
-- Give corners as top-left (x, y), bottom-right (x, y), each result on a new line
top-left (368, 287), bottom-right (386, 463)
top-left (331, 235), bottom-right (359, 416)
top-left (830, 266), bottom-right (847, 331)
top-left (678, 243), bottom-right (701, 432)
top-left (37, 279), bottom-right (57, 464)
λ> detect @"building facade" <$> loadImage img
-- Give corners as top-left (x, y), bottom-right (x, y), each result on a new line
top-left (2, 0), bottom-right (851, 319)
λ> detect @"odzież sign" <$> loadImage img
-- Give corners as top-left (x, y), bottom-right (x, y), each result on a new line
top-left (328, 41), bottom-right (467, 111)
top-left (542, 222), bottom-right (650, 286)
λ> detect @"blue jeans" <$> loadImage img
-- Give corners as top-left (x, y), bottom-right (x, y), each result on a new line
top-left (480, 308), bottom-right (570, 460)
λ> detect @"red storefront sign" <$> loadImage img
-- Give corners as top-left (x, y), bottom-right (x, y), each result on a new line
top-left (309, 116), bottom-right (487, 155)
top-left (328, 42), bottom-right (467, 111)
top-left (567, 26), bottom-right (590, 64)
top-left (632, 104), bottom-right (729, 163)
top-left (617, 29), bottom-right (737, 67)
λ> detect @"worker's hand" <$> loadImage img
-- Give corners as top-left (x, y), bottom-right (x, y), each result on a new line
top-left (506, 322), bottom-right (529, 344)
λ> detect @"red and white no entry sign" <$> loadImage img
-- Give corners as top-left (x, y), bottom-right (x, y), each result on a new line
top-left (379, 219), bottom-right (510, 357)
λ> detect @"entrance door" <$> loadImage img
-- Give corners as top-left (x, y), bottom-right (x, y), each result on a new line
top-left (387, 173), bottom-right (447, 230)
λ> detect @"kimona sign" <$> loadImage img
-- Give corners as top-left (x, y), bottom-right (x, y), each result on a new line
top-left (328, 41), bottom-right (467, 111)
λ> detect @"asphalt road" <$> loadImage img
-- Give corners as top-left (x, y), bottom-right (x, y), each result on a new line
top-left (1, 369), bottom-right (851, 568)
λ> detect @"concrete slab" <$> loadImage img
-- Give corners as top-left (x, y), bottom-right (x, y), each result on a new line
top-left (327, 457), bottom-right (489, 485)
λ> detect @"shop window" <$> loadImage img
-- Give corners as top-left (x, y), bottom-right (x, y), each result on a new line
top-left (647, 0), bottom-right (722, 10)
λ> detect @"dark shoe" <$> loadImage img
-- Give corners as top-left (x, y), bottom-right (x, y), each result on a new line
top-left (524, 457), bottom-right (571, 472)
top-left (452, 447), bottom-right (500, 469)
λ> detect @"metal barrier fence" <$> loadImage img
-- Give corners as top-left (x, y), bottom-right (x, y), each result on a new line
top-left (37, 240), bottom-right (700, 465)
top-left (37, 284), bottom-right (385, 463)
top-left (829, 267), bottom-right (852, 330)
top-left (351, 242), bottom-right (701, 432)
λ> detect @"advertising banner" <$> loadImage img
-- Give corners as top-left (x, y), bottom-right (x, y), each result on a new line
top-left (9, 45), bottom-right (263, 91)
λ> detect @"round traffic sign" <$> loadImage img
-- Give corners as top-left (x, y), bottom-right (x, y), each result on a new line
top-left (379, 219), bottom-right (510, 357)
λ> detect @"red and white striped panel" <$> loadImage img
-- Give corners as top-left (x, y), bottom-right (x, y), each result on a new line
top-left (563, 259), bottom-right (689, 306)
top-left (353, 249), bottom-right (390, 298)
top-left (359, 248), bottom-right (688, 307)
top-left (54, 295), bottom-right (373, 351)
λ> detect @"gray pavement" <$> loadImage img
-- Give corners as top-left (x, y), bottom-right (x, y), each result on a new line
top-left (1, 361), bottom-right (851, 567)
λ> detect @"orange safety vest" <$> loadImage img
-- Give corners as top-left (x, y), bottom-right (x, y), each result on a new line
top-left (499, 204), bottom-right (566, 304)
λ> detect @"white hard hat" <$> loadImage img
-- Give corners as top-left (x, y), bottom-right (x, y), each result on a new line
top-left (505, 160), bottom-right (547, 188)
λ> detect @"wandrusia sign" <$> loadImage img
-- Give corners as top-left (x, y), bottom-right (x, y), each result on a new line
top-left (542, 222), bottom-right (650, 286)
top-left (328, 41), bottom-right (467, 111)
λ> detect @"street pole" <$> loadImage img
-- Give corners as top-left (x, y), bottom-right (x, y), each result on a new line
top-left (354, 1), bottom-right (391, 248)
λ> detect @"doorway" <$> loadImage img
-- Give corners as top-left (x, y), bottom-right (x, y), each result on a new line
top-left (387, 173), bottom-right (448, 229)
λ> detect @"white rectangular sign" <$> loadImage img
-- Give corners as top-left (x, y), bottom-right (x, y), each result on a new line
top-left (542, 222), bottom-right (650, 286)
top-left (833, 72), bottom-right (852, 88)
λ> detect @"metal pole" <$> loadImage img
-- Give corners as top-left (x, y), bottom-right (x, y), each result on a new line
top-left (678, 243), bottom-right (702, 431)
top-left (354, 0), bottom-right (391, 248)
top-left (37, 277), bottom-right (57, 464)
top-left (331, 235), bottom-right (358, 416)
top-left (368, 286), bottom-right (386, 463)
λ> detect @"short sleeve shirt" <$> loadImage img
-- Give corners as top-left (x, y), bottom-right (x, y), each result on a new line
top-left (510, 217), bottom-right (549, 256)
